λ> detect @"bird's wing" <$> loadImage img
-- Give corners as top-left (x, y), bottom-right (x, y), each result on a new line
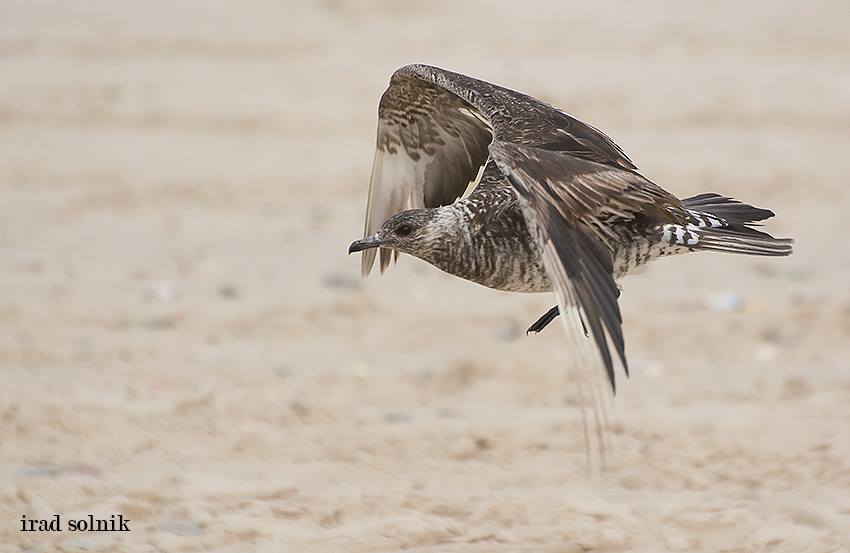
top-left (393, 64), bottom-right (638, 171)
top-left (361, 63), bottom-right (639, 276)
top-left (488, 141), bottom-right (685, 394)
top-left (362, 65), bottom-right (684, 444)
top-left (361, 70), bottom-right (492, 275)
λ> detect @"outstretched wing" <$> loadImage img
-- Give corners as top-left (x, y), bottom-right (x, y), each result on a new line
top-left (488, 142), bottom-right (685, 392)
top-left (361, 71), bottom-right (492, 275)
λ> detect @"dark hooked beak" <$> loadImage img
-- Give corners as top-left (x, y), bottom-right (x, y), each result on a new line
top-left (348, 235), bottom-right (386, 254)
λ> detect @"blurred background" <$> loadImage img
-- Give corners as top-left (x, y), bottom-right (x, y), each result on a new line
top-left (1, 1), bottom-right (849, 552)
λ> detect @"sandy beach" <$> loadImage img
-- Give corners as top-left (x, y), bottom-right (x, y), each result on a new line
top-left (1, 1), bottom-right (849, 551)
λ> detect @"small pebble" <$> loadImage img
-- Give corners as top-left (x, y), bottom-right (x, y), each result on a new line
top-left (19, 463), bottom-right (102, 479)
top-left (382, 411), bottom-right (410, 423)
top-left (644, 362), bottom-right (666, 379)
top-left (156, 519), bottom-right (204, 537)
top-left (61, 537), bottom-right (101, 551)
top-left (707, 292), bottom-right (744, 312)
top-left (350, 361), bottom-right (373, 379)
top-left (323, 273), bottom-right (359, 290)
top-left (217, 284), bottom-right (239, 299)
top-left (754, 344), bottom-right (778, 362)
top-left (494, 319), bottom-right (522, 342)
top-left (145, 282), bottom-right (175, 303)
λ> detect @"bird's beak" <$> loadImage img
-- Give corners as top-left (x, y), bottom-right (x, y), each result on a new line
top-left (348, 234), bottom-right (386, 254)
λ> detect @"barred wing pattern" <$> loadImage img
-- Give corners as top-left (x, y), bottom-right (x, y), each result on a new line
top-left (362, 72), bottom-right (492, 275)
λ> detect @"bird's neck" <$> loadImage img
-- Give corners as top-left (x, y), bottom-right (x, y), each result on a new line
top-left (415, 205), bottom-right (472, 269)
top-left (415, 200), bottom-right (549, 293)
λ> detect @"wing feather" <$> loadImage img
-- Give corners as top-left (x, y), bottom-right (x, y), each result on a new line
top-left (489, 141), bottom-right (685, 392)
top-left (361, 72), bottom-right (492, 275)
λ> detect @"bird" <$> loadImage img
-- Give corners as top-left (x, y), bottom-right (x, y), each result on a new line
top-left (349, 64), bottom-right (792, 407)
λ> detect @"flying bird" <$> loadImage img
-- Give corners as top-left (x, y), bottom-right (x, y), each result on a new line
top-left (349, 64), bottom-right (792, 402)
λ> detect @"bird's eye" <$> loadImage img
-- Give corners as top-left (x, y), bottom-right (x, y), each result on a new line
top-left (395, 224), bottom-right (413, 237)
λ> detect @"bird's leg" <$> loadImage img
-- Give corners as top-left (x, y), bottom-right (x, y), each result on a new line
top-left (527, 288), bottom-right (621, 335)
top-left (526, 305), bottom-right (592, 336)
top-left (526, 306), bottom-right (560, 334)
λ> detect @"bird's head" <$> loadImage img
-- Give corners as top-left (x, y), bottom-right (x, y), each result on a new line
top-left (348, 208), bottom-right (449, 260)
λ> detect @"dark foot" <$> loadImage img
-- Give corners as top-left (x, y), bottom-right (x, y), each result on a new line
top-left (527, 306), bottom-right (560, 334)
top-left (526, 305), bottom-right (591, 336)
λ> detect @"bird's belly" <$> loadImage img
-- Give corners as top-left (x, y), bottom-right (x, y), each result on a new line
top-left (484, 266), bottom-right (553, 293)
top-left (437, 221), bottom-right (689, 294)
top-left (474, 236), bottom-right (685, 293)
top-left (463, 245), bottom-right (553, 293)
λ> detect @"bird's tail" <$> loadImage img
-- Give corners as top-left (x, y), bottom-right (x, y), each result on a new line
top-left (661, 193), bottom-right (793, 257)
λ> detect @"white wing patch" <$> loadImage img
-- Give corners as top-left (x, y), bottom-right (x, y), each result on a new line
top-left (361, 145), bottom-right (432, 275)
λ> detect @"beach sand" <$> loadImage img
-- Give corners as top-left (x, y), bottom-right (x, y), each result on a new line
top-left (1, 1), bottom-right (849, 551)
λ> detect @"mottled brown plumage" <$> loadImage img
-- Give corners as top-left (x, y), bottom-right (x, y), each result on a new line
top-left (351, 64), bottom-right (792, 407)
